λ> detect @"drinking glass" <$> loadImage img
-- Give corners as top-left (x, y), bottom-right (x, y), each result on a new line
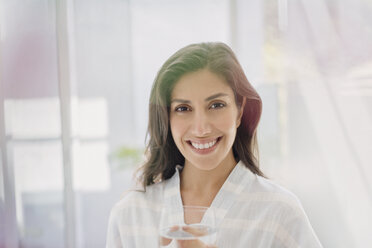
top-left (159, 205), bottom-right (217, 247)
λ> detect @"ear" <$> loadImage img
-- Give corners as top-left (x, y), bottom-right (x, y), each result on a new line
top-left (236, 97), bottom-right (246, 128)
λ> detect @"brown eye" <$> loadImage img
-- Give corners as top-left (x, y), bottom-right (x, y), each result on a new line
top-left (175, 106), bottom-right (190, 112)
top-left (210, 102), bottom-right (226, 109)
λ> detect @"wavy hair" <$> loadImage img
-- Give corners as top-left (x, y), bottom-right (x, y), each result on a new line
top-left (139, 42), bottom-right (265, 187)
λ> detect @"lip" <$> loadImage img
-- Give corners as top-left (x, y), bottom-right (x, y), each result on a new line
top-left (186, 136), bottom-right (222, 155)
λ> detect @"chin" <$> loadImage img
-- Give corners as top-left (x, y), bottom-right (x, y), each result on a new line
top-left (187, 158), bottom-right (221, 171)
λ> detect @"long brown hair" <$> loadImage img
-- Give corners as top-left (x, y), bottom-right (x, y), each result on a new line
top-left (139, 42), bottom-right (265, 188)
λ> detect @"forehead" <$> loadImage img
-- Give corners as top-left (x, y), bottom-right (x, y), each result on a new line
top-left (171, 69), bottom-right (234, 99)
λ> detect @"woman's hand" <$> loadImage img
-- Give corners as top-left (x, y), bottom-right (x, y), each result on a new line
top-left (159, 226), bottom-right (179, 246)
top-left (177, 239), bottom-right (217, 248)
top-left (160, 225), bottom-right (217, 248)
top-left (176, 226), bottom-right (217, 248)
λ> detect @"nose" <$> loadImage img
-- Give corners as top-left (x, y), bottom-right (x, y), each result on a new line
top-left (190, 110), bottom-right (212, 137)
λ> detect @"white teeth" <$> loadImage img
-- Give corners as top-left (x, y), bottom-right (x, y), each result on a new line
top-left (191, 139), bottom-right (217, 150)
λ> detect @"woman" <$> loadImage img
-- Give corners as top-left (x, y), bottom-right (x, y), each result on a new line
top-left (106, 42), bottom-right (322, 247)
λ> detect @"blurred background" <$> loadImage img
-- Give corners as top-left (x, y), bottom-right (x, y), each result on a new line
top-left (1, 0), bottom-right (371, 247)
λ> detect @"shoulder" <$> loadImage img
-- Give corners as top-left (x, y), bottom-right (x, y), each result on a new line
top-left (237, 162), bottom-right (302, 211)
top-left (106, 182), bottom-right (167, 246)
top-left (235, 167), bottom-right (322, 246)
top-left (109, 181), bottom-right (165, 218)
top-left (251, 175), bottom-right (299, 201)
top-left (241, 174), bottom-right (305, 218)
top-left (251, 176), bottom-right (322, 247)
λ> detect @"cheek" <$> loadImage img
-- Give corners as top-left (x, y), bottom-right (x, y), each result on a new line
top-left (170, 116), bottom-right (186, 140)
top-left (214, 112), bottom-right (239, 133)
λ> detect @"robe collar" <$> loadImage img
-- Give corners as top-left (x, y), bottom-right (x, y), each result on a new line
top-left (163, 161), bottom-right (256, 227)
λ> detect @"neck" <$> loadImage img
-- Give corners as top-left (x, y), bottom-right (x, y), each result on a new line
top-left (180, 152), bottom-right (238, 194)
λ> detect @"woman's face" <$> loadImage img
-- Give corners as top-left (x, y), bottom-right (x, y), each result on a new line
top-left (170, 69), bottom-right (244, 171)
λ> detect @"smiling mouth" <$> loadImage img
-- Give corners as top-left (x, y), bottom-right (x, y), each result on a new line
top-left (186, 137), bottom-right (222, 151)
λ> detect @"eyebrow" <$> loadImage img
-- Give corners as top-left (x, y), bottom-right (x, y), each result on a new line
top-left (171, 93), bottom-right (229, 104)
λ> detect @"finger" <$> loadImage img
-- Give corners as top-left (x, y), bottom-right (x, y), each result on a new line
top-left (160, 236), bottom-right (172, 246)
top-left (177, 239), bottom-right (207, 248)
top-left (182, 225), bottom-right (208, 237)
top-left (160, 225), bottom-right (180, 246)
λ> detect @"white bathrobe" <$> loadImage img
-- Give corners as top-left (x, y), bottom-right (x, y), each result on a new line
top-left (106, 161), bottom-right (322, 248)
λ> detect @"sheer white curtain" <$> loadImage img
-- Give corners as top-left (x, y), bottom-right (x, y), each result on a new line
top-left (253, 1), bottom-right (372, 247)
top-left (275, 1), bottom-right (372, 247)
